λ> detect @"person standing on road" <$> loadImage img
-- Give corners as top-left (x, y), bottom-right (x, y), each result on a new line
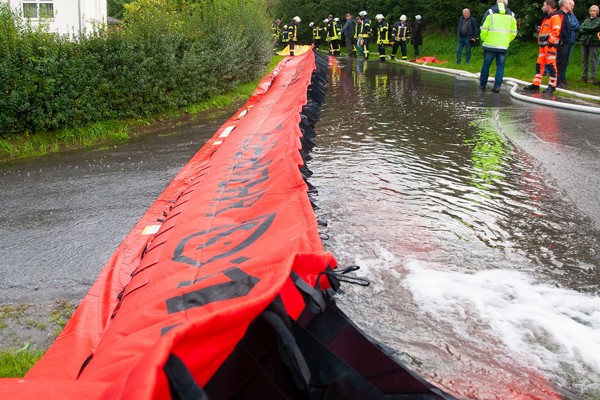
top-left (355, 16), bottom-right (364, 56)
top-left (391, 15), bottom-right (411, 60)
top-left (577, 5), bottom-right (600, 84)
top-left (272, 19), bottom-right (281, 43)
top-left (358, 11), bottom-right (371, 58)
top-left (456, 8), bottom-right (479, 64)
top-left (309, 22), bottom-right (323, 49)
top-left (558, 0), bottom-right (579, 87)
top-left (411, 15), bottom-right (424, 57)
top-left (555, 0), bottom-right (573, 88)
top-left (375, 14), bottom-right (390, 62)
top-left (479, 0), bottom-right (518, 92)
top-left (325, 15), bottom-right (341, 56)
top-left (524, 0), bottom-right (563, 93)
top-left (342, 13), bottom-right (356, 57)
top-left (289, 16), bottom-right (301, 57)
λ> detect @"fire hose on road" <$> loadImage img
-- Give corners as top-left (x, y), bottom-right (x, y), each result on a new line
top-left (401, 60), bottom-right (600, 115)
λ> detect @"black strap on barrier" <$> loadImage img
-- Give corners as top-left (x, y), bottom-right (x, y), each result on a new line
top-left (290, 271), bottom-right (326, 314)
top-left (203, 294), bottom-right (457, 399)
top-left (260, 309), bottom-right (311, 391)
top-left (164, 354), bottom-right (209, 400)
top-left (321, 265), bottom-right (371, 290)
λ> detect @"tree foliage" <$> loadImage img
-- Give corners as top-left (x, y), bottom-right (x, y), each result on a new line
top-left (0, 0), bottom-right (272, 136)
top-left (273, 0), bottom-right (600, 42)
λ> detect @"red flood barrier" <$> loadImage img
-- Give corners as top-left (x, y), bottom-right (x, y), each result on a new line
top-left (1, 49), bottom-right (456, 400)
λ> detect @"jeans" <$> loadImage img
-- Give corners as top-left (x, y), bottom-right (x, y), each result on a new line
top-left (456, 37), bottom-right (471, 63)
top-left (479, 49), bottom-right (506, 89)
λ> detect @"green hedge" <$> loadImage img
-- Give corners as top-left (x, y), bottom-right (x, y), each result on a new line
top-left (0, 0), bottom-right (273, 136)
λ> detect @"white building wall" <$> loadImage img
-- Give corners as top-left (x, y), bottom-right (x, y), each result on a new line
top-left (1, 0), bottom-right (107, 37)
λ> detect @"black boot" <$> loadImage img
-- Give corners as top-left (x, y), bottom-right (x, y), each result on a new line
top-left (543, 86), bottom-right (556, 94)
top-left (523, 84), bottom-right (540, 92)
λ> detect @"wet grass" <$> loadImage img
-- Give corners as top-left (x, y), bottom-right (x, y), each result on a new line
top-left (394, 33), bottom-right (600, 98)
top-left (0, 300), bottom-right (76, 377)
top-left (0, 55), bottom-right (284, 163)
top-left (0, 344), bottom-right (45, 378)
top-left (48, 300), bottom-right (75, 337)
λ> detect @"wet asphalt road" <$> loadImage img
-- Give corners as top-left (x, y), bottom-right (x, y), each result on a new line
top-left (498, 100), bottom-right (600, 230)
top-left (1, 67), bottom-right (599, 304)
top-left (0, 107), bottom-right (236, 303)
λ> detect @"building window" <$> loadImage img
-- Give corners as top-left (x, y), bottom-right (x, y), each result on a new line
top-left (22, 0), bottom-right (54, 19)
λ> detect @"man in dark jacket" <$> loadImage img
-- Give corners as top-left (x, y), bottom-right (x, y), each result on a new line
top-left (556, 0), bottom-right (576, 87)
top-left (342, 13), bottom-right (356, 57)
top-left (456, 8), bottom-right (479, 64)
top-left (411, 15), bottom-right (424, 57)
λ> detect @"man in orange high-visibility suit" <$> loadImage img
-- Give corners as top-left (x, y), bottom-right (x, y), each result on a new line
top-left (524, 0), bottom-right (563, 94)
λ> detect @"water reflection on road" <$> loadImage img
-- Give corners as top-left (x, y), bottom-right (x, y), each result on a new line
top-left (311, 58), bottom-right (600, 399)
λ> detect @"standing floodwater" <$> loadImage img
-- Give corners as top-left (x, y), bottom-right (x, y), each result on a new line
top-left (310, 58), bottom-right (600, 399)
top-left (1, 57), bottom-right (600, 399)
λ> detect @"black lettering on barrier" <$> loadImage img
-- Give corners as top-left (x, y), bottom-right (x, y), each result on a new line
top-left (233, 156), bottom-right (272, 173)
top-left (172, 213), bottom-right (275, 268)
top-left (219, 169), bottom-right (269, 199)
top-left (206, 192), bottom-right (266, 217)
top-left (166, 267), bottom-right (260, 314)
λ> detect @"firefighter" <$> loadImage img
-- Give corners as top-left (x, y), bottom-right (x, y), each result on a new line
top-left (309, 22), bottom-right (323, 49)
top-left (524, 0), bottom-right (562, 93)
top-left (281, 25), bottom-right (290, 48)
top-left (354, 16), bottom-right (362, 56)
top-left (391, 15), bottom-right (410, 60)
top-left (272, 19), bottom-right (281, 43)
top-left (357, 11), bottom-right (371, 58)
top-left (325, 15), bottom-right (341, 55)
top-left (375, 14), bottom-right (389, 62)
top-left (289, 16), bottom-right (301, 56)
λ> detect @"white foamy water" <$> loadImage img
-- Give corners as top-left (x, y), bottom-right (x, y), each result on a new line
top-left (403, 259), bottom-right (600, 394)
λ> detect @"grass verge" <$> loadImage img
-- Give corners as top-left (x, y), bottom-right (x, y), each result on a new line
top-left (0, 300), bottom-right (78, 378)
top-left (392, 33), bottom-right (600, 98)
top-left (0, 344), bottom-right (45, 378)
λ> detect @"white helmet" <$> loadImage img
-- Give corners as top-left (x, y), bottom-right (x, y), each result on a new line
top-left (309, 22), bottom-right (314, 27)
top-left (415, 15), bottom-right (422, 20)
top-left (359, 11), bottom-right (367, 17)
top-left (400, 15), bottom-right (407, 21)
top-left (333, 17), bottom-right (339, 22)
top-left (293, 16), bottom-right (301, 23)
top-left (375, 14), bottom-right (384, 20)
top-left (283, 25), bottom-right (288, 29)
top-left (323, 18), bottom-right (329, 23)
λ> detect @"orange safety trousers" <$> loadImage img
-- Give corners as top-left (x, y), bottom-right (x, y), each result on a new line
top-left (532, 45), bottom-right (558, 88)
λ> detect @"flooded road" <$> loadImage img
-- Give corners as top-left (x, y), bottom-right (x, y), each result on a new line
top-left (1, 58), bottom-right (600, 399)
top-left (312, 59), bottom-right (600, 399)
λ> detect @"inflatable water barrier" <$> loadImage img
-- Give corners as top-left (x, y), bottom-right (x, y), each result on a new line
top-left (1, 49), bottom-right (456, 400)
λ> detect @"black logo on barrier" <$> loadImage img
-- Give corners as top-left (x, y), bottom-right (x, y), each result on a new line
top-left (166, 267), bottom-right (260, 314)
top-left (172, 213), bottom-right (275, 268)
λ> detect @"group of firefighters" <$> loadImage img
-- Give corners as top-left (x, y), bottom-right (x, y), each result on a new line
top-left (272, 11), bottom-right (423, 62)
